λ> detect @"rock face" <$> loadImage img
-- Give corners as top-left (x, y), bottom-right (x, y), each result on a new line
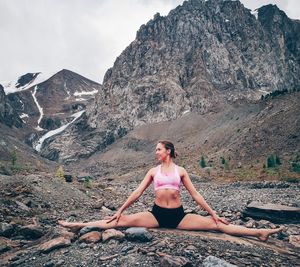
top-left (43, 0), bottom-right (300, 163)
top-left (0, 85), bottom-right (23, 128)
top-left (7, 69), bottom-right (101, 131)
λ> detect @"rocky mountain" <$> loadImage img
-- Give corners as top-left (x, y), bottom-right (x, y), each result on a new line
top-left (0, 69), bottom-right (101, 173)
top-left (42, 0), bottom-right (300, 164)
top-left (0, 85), bottom-right (23, 128)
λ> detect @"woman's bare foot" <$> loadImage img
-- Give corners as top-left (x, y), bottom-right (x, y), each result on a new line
top-left (58, 220), bottom-right (84, 232)
top-left (258, 226), bottom-right (283, 242)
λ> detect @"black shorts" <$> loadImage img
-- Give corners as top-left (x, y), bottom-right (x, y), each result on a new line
top-left (150, 203), bottom-right (186, 228)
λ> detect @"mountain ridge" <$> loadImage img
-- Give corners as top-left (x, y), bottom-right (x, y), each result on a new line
top-left (40, 0), bottom-right (300, 164)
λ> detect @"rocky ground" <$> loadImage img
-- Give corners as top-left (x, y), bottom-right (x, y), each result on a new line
top-left (0, 173), bottom-right (299, 266)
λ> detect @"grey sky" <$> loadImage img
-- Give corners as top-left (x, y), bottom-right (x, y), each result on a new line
top-left (0, 0), bottom-right (299, 84)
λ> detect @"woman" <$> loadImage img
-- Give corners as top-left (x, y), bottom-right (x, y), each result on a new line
top-left (59, 141), bottom-right (282, 241)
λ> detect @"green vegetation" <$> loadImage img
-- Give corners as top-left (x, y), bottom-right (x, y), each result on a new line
top-left (11, 149), bottom-right (17, 166)
top-left (290, 154), bottom-right (300, 174)
top-left (280, 176), bottom-right (299, 183)
top-left (0, 150), bottom-right (32, 174)
top-left (84, 177), bottom-right (93, 189)
top-left (11, 164), bottom-right (31, 173)
top-left (55, 166), bottom-right (64, 179)
top-left (235, 168), bottom-right (257, 181)
top-left (266, 154), bottom-right (281, 168)
top-left (199, 156), bottom-right (206, 168)
top-left (220, 156), bottom-right (230, 170)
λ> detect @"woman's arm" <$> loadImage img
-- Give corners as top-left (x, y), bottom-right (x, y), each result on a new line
top-left (106, 168), bottom-right (154, 223)
top-left (180, 167), bottom-right (228, 225)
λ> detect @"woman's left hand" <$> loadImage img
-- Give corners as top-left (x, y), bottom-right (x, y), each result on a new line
top-left (212, 213), bottom-right (229, 226)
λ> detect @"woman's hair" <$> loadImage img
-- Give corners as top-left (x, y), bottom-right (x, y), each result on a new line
top-left (158, 140), bottom-right (178, 158)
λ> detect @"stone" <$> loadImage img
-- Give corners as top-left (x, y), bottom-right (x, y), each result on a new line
top-left (158, 253), bottom-right (191, 267)
top-left (64, 174), bottom-right (73, 182)
top-left (243, 202), bottom-right (300, 223)
top-left (0, 222), bottom-right (15, 238)
top-left (289, 235), bottom-right (300, 248)
top-left (38, 237), bottom-right (71, 253)
top-left (245, 219), bottom-right (257, 228)
top-left (125, 227), bottom-right (152, 242)
top-left (79, 231), bottom-right (102, 243)
top-left (18, 224), bottom-right (44, 239)
top-left (79, 226), bottom-right (102, 236)
top-left (203, 256), bottom-right (237, 267)
top-left (102, 229), bottom-right (125, 242)
top-left (0, 237), bottom-right (19, 253)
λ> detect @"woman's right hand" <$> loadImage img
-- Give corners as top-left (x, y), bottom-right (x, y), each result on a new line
top-left (105, 210), bottom-right (122, 224)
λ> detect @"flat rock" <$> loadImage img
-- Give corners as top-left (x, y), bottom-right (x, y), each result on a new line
top-left (243, 202), bottom-right (300, 223)
top-left (18, 224), bottom-right (45, 239)
top-left (79, 231), bottom-right (102, 243)
top-left (203, 256), bottom-right (237, 267)
top-left (38, 237), bottom-right (71, 253)
top-left (125, 227), bottom-right (152, 242)
top-left (102, 229), bottom-right (125, 242)
top-left (0, 222), bottom-right (15, 238)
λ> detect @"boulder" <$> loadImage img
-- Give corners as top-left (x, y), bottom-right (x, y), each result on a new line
top-left (79, 231), bottom-right (102, 243)
top-left (18, 224), bottom-right (44, 239)
top-left (125, 227), bottom-right (152, 242)
top-left (243, 202), bottom-right (300, 223)
top-left (0, 222), bottom-right (15, 238)
top-left (102, 229), bottom-right (125, 242)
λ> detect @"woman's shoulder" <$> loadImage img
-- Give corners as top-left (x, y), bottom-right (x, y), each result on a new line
top-left (175, 164), bottom-right (187, 175)
top-left (148, 165), bottom-right (160, 175)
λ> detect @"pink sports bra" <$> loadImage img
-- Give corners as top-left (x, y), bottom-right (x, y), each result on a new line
top-left (153, 164), bottom-right (181, 191)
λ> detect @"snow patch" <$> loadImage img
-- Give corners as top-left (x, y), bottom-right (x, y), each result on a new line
top-left (74, 89), bottom-right (98, 96)
top-left (1, 71), bottom-right (55, 95)
top-left (31, 85), bottom-right (44, 131)
top-left (20, 113), bottom-right (29, 119)
top-left (258, 89), bottom-right (269, 95)
top-left (34, 110), bottom-right (85, 152)
top-left (251, 9), bottom-right (258, 20)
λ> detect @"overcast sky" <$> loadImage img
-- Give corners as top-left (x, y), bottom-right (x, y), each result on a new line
top-left (1, 0), bottom-right (299, 84)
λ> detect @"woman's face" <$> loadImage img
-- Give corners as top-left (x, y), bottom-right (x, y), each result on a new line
top-left (155, 143), bottom-right (170, 161)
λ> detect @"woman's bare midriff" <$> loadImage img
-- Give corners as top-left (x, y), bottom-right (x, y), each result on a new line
top-left (154, 188), bottom-right (181, 208)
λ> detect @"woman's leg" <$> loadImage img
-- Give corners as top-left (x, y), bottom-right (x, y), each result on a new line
top-left (58, 212), bottom-right (159, 231)
top-left (177, 214), bottom-right (283, 241)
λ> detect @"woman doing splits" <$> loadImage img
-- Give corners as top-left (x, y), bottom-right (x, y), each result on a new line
top-left (59, 141), bottom-right (282, 241)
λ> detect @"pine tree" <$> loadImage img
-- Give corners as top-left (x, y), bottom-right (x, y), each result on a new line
top-left (267, 155), bottom-right (275, 168)
top-left (200, 156), bottom-right (206, 168)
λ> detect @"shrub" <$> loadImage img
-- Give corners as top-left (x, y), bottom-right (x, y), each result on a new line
top-left (267, 155), bottom-right (276, 168)
top-left (290, 154), bottom-right (300, 174)
top-left (55, 166), bottom-right (64, 179)
top-left (199, 156), bottom-right (206, 168)
top-left (84, 177), bottom-right (93, 189)
top-left (11, 149), bottom-right (17, 166)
